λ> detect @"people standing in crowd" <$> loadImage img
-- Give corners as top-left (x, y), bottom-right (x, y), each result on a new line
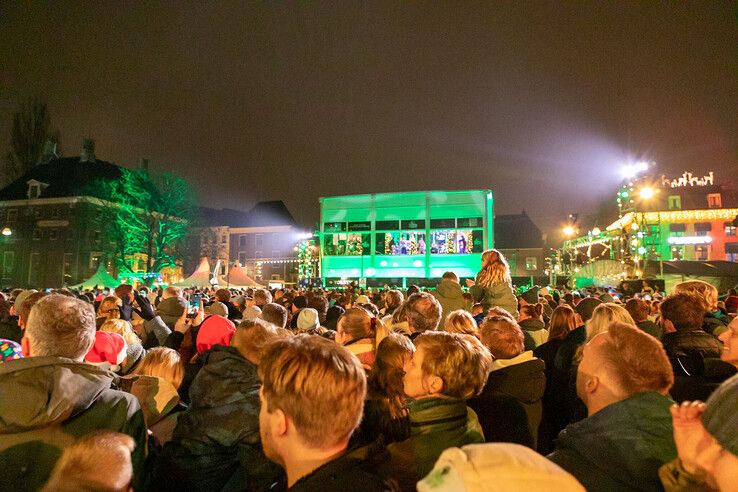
top-left (470, 315), bottom-right (545, 449)
top-left (99, 318), bottom-right (145, 374)
top-left (155, 286), bottom-right (187, 331)
top-left (253, 288), bottom-right (272, 309)
top-left (467, 249), bottom-right (519, 318)
top-left (0, 295), bottom-right (147, 491)
top-left (336, 306), bottom-right (388, 369)
top-left (585, 302), bottom-right (635, 339)
top-left (402, 292), bottom-right (443, 340)
top-left (381, 289), bottom-right (404, 319)
top-left (549, 322), bottom-right (676, 491)
top-left (674, 280), bottom-right (729, 336)
top-left (432, 271), bottom-right (468, 321)
top-left (96, 295), bottom-right (123, 328)
top-left (442, 309), bottom-right (478, 336)
top-left (258, 335), bottom-right (386, 491)
top-left (625, 297), bottom-right (663, 338)
top-left (386, 331), bottom-right (491, 491)
top-left (518, 303), bottom-right (548, 350)
top-left (261, 302), bottom-right (289, 329)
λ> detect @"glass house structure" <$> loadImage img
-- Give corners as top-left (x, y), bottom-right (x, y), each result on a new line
top-left (319, 190), bottom-right (494, 287)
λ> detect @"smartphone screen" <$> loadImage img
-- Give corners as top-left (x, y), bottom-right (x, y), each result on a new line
top-left (187, 294), bottom-right (201, 318)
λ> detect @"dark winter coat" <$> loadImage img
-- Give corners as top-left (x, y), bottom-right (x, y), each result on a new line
top-left (0, 317), bottom-right (21, 343)
top-left (519, 318), bottom-right (548, 350)
top-left (637, 319), bottom-right (663, 339)
top-left (385, 397), bottom-right (484, 491)
top-left (549, 392), bottom-right (677, 492)
top-left (152, 345), bottom-right (281, 491)
top-left (0, 356), bottom-right (147, 492)
top-left (662, 329), bottom-right (722, 377)
top-left (431, 278), bottom-right (468, 321)
top-left (468, 354), bottom-right (545, 449)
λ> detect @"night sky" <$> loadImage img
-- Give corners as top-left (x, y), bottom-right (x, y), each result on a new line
top-left (1, 3), bottom-right (736, 236)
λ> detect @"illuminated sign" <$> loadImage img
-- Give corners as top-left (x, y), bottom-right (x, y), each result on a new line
top-left (667, 236), bottom-right (713, 245)
top-left (661, 171), bottom-right (714, 188)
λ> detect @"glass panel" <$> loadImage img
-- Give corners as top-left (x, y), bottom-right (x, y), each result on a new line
top-left (323, 222), bottom-right (346, 233)
top-left (430, 218), bottom-right (456, 229)
top-left (429, 229), bottom-right (480, 254)
top-left (325, 233), bottom-right (370, 256)
top-left (348, 221), bottom-right (372, 232)
top-left (457, 217), bottom-right (483, 228)
top-left (400, 220), bottom-right (424, 230)
top-left (376, 232), bottom-right (426, 255)
top-left (375, 220), bottom-right (399, 230)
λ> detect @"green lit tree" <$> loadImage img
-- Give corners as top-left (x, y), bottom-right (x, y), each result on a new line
top-left (89, 167), bottom-right (195, 282)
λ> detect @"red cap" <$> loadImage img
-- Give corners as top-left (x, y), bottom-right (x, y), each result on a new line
top-left (196, 315), bottom-right (236, 354)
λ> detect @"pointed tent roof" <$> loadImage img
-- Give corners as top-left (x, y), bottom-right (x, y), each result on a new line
top-left (218, 265), bottom-right (263, 288)
top-left (70, 264), bottom-right (120, 290)
top-left (172, 257), bottom-right (215, 287)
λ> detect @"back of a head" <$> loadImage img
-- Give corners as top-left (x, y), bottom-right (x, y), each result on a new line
top-left (443, 309), bottom-right (478, 336)
top-left (441, 271), bottom-right (459, 283)
top-left (214, 288), bottom-right (231, 303)
top-left (308, 295), bottom-right (328, 315)
top-left (385, 290), bottom-right (404, 310)
top-left (595, 321), bottom-right (673, 397)
top-left (625, 298), bottom-right (650, 323)
top-left (260, 302), bottom-right (288, 329)
top-left (259, 335), bottom-right (366, 449)
top-left (293, 295), bottom-right (308, 310)
top-left (18, 291), bottom-right (49, 326)
top-left (368, 332), bottom-right (415, 411)
top-left (674, 280), bottom-right (718, 311)
top-left (575, 297), bottom-right (602, 323)
top-left (254, 288), bottom-right (272, 306)
top-left (659, 292), bottom-right (705, 332)
top-left (163, 286), bottom-right (182, 299)
top-left (133, 347), bottom-right (184, 389)
top-left (415, 331), bottom-right (492, 400)
top-left (479, 315), bottom-right (525, 360)
top-left (405, 292), bottom-right (442, 333)
top-left (519, 303), bottom-right (543, 320)
top-left (586, 303), bottom-right (635, 340)
top-left (41, 431), bottom-right (135, 492)
top-left (548, 305), bottom-right (578, 341)
top-left (27, 295), bottom-right (96, 360)
top-left (233, 318), bottom-right (285, 364)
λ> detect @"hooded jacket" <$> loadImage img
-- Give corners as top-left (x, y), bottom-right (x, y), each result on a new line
top-left (468, 352), bottom-right (545, 448)
top-left (120, 374), bottom-right (183, 449)
top-left (386, 397), bottom-right (484, 492)
top-left (0, 356), bottom-right (147, 492)
top-left (519, 318), bottom-right (548, 350)
top-left (548, 392), bottom-right (677, 492)
top-left (156, 296), bottom-right (187, 330)
top-left (432, 279), bottom-right (468, 321)
top-left (152, 345), bottom-right (281, 491)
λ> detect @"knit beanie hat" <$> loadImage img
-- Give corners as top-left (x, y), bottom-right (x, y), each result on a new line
top-left (85, 332), bottom-right (127, 371)
top-left (196, 315), bottom-right (236, 354)
top-left (520, 286), bottom-right (540, 305)
top-left (0, 339), bottom-right (22, 362)
top-left (205, 301), bottom-right (228, 317)
top-left (297, 308), bottom-right (320, 332)
top-left (702, 373), bottom-right (738, 456)
top-left (417, 443), bottom-right (585, 492)
top-left (575, 297), bottom-right (602, 322)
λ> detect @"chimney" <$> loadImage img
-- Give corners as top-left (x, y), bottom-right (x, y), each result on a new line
top-left (40, 139), bottom-right (58, 163)
top-left (139, 158), bottom-right (149, 172)
top-left (80, 138), bottom-right (96, 163)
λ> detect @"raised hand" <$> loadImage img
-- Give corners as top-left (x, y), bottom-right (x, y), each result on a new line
top-left (670, 401), bottom-right (721, 477)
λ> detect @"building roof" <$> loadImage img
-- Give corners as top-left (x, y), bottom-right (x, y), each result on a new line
top-left (0, 157), bottom-right (122, 201)
top-left (198, 200), bottom-right (298, 229)
top-left (494, 212), bottom-right (543, 249)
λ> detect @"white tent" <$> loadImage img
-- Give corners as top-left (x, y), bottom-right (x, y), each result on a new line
top-left (172, 257), bottom-right (216, 287)
top-left (70, 264), bottom-right (120, 290)
top-left (218, 264), bottom-right (263, 288)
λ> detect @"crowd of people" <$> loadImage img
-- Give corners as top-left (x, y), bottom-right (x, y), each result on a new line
top-left (1, 247), bottom-right (737, 491)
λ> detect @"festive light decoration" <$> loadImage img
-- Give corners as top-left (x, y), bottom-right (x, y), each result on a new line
top-left (667, 236), bottom-right (713, 245)
top-left (607, 209), bottom-right (738, 231)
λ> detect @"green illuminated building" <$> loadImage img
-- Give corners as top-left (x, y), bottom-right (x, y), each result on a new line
top-left (320, 190), bottom-right (494, 286)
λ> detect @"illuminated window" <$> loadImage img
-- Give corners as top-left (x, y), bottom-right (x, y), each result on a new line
top-left (694, 222), bottom-right (711, 237)
top-left (668, 195), bottom-right (681, 210)
top-left (695, 246), bottom-right (709, 261)
top-left (239, 235), bottom-right (247, 248)
top-left (725, 222), bottom-right (737, 237)
top-left (525, 257), bottom-right (537, 270)
top-left (725, 242), bottom-right (738, 262)
top-left (707, 193), bottom-right (722, 208)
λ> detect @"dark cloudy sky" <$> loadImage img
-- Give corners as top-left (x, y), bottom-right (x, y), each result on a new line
top-left (1, 3), bottom-right (736, 235)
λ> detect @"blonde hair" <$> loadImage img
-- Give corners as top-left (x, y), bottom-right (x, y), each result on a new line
top-left (443, 310), bottom-right (478, 336)
top-left (475, 249), bottom-right (512, 288)
top-left (415, 331), bottom-right (492, 400)
top-left (133, 347), bottom-right (184, 389)
top-left (259, 335), bottom-right (366, 448)
top-left (674, 280), bottom-right (718, 311)
top-left (100, 318), bottom-right (141, 346)
top-left (586, 303), bottom-right (635, 340)
top-left (337, 306), bottom-right (388, 351)
top-left (97, 296), bottom-right (122, 318)
top-left (479, 315), bottom-right (525, 359)
top-left (232, 318), bottom-right (287, 364)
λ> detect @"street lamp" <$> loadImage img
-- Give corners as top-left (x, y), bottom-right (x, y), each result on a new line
top-left (563, 226), bottom-right (576, 237)
top-left (1, 228), bottom-right (11, 236)
top-left (639, 186), bottom-right (656, 200)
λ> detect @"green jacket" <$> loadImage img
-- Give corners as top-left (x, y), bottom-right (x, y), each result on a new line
top-left (470, 280), bottom-right (519, 318)
top-left (386, 397), bottom-right (484, 491)
top-left (0, 356), bottom-right (147, 492)
top-left (549, 392), bottom-right (677, 492)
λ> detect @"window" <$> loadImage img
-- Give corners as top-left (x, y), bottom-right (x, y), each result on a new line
top-left (326, 233), bottom-right (371, 256)
top-left (694, 223), bottom-right (711, 237)
top-left (725, 242), bottom-right (738, 262)
top-left (49, 229), bottom-right (58, 241)
top-left (32, 229), bottom-right (41, 241)
top-left (725, 222), bottom-right (737, 237)
top-left (89, 254), bottom-right (102, 274)
top-left (63, 253), bottom-right (74, 284)
top-left (239, 235), bottom-right (247, 248)
top-left (525, 257), bottom-right (538, 271)
top-left (695, 246), bottom-right (709, 261)
top-left (3, 251), bottom-right (14, 279)
top-left (28, 184), bottom-right (41, 199)
top-left (221, 234), bottom-right (227, 245)
top-left (6, 209), bottom-right (17, 224)
top-left (238, 252), bottom-right (247, 266)
top-left (28, 253), bottom-right (41, 286)
top-left (668, 195), bottom-right (682, 210)
top-left (707, 193), bottom-right (722, 208)
top-left (255, 234), bottom-right (264, 257)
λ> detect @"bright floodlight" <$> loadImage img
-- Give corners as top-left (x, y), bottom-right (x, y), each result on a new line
top-left (639, 187), bottom-right (655, 200)
top-left (591, 227), bottom-right (601, 236)
top-left (621, 161), bottom-right (649, 179)
top-left (563, 226), bottom-right (575, 237)
top-left (1, 228), bottom-right (11, 236)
